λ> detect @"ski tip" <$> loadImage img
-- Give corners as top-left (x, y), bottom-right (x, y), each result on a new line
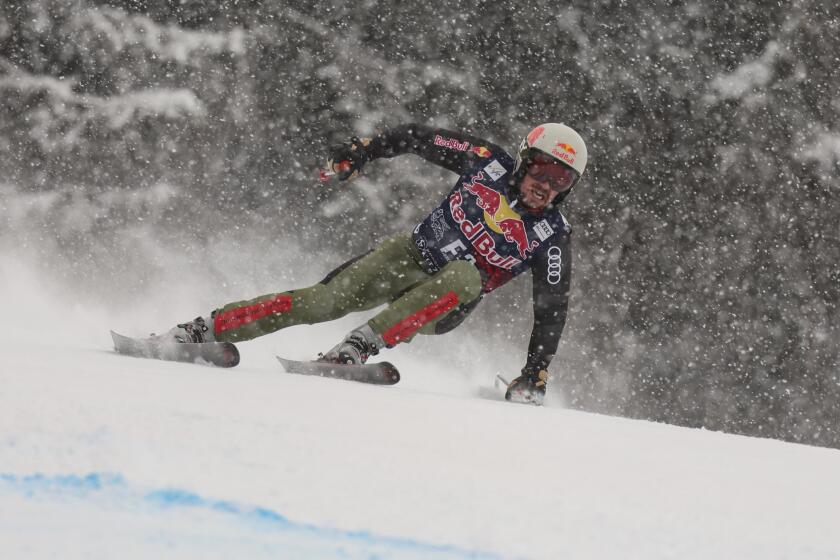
top-left (378, 361), bottom-right (401, 384)
top-left (221, 343), bottom-right (241, 368)
top-left (110, 330), bottom-right (129, 350)
top-left (111, 330), bottom-right (240, 368)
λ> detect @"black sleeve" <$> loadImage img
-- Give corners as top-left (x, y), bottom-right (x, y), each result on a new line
top-left (365, 123), bottom-right (505, 175)
top-left (523, 234), bottom-right (572, 375)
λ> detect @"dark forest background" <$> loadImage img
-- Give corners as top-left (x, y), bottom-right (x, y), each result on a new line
top-left (1, 0), bottom-right (838, 447)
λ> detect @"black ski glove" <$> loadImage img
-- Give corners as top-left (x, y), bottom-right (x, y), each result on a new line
top-left (505, 369), bottom-right (548, 405)
top-left (327, 137), bottom-right (373, 181)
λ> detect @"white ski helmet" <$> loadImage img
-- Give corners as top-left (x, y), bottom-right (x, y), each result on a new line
top-left (515, 123), bottom-right (588, 178)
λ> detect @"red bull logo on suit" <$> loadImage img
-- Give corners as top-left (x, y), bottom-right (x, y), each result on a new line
top-left (432, 135), bottom-right (492, 159)
top-left (460, 172), bottom-right (540, 260)
top-left (449, 187), bottom-right (520, 270)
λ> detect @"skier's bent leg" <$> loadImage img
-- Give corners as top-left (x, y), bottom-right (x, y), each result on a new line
top-left (211, 285), bottom-right (336, 342)
top-left (209, 233), bottom-right (429, 343)
top-left (366, 259), bottom-right (483, 347)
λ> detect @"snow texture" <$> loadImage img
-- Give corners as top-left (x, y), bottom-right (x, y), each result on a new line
top-left (2, 3), bottom-right (840, 556)
top-left (1, 253), bottom-right (839, 560)
top-left (3, 1), bottom-right (840, 449)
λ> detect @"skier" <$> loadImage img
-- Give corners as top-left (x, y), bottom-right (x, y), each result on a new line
top-left (166, 123), bottom-right (587, 404)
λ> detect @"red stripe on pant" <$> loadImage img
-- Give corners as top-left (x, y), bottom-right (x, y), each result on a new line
top-left (214, 294), bottom-right (293, 335)
top-left (381, 291), bottom-right (459, 346)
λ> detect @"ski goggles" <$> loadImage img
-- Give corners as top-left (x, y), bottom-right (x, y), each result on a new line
top-left (526, 154), bottom-right (579, 192)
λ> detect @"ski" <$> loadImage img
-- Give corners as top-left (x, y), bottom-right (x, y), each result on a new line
top-left (110, 331), bottom-right (240, 368)
top-left (276, 356), bottom-right (400, 385)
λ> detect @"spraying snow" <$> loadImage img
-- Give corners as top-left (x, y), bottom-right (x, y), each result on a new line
top-left (1, 250), bottom-right (838, 559)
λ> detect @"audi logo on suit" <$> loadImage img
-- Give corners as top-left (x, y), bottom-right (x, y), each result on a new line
top-left (546, 246), bottom-right (563, 285)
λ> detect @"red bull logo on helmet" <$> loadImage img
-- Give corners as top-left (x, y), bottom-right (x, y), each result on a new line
top-left (461, 172), bottom-right (540, 260)
top-left (551, 142), bottom-right (577, 166)
top-left (555, 142), bottom-right (577, 156)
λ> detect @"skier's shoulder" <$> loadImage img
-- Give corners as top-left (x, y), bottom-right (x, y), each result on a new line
top-left (554, 209), bottom-right (572, 236)
top-left (535, 208), bottom-right (573, 243)
top-left (461, 147), bottom-right (516, 185)
top-left (472, 139), bottom-right (514, 167)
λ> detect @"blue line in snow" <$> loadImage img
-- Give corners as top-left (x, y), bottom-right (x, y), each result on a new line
top-left (1, 472), bottom-right (504, 559)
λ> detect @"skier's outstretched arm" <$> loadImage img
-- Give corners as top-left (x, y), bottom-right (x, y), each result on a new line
top-left (523, 235), bottom-right (573, 377)
top-left (328, 123), bottom-right (505, 179)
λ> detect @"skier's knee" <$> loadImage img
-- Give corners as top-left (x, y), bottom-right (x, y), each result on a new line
top-left (413, 261), bottom-right (482, 337)
top-left (417, 301), bottom-right (477, 336)
top-left (290, 283), bottom-right (345, 321)
top-left (428, 296), bottom-right (482, 335)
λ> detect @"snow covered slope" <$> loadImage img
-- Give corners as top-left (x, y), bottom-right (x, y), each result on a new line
top-left (2, 254), bottom-right (839, 560)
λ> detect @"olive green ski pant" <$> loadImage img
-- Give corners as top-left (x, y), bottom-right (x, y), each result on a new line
top-left (211, 233), bottom-right (482, 347)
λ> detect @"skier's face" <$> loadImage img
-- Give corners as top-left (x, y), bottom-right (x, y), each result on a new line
top-left (520, 158), bottom-right (577, 211)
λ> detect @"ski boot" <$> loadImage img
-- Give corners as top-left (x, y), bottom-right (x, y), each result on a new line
top-left (318, 324), bottom-right (384, 365)
top-left (505, 369), bottom-right (549, 405)
top-left (166, 316), bottom-right (215, 344)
